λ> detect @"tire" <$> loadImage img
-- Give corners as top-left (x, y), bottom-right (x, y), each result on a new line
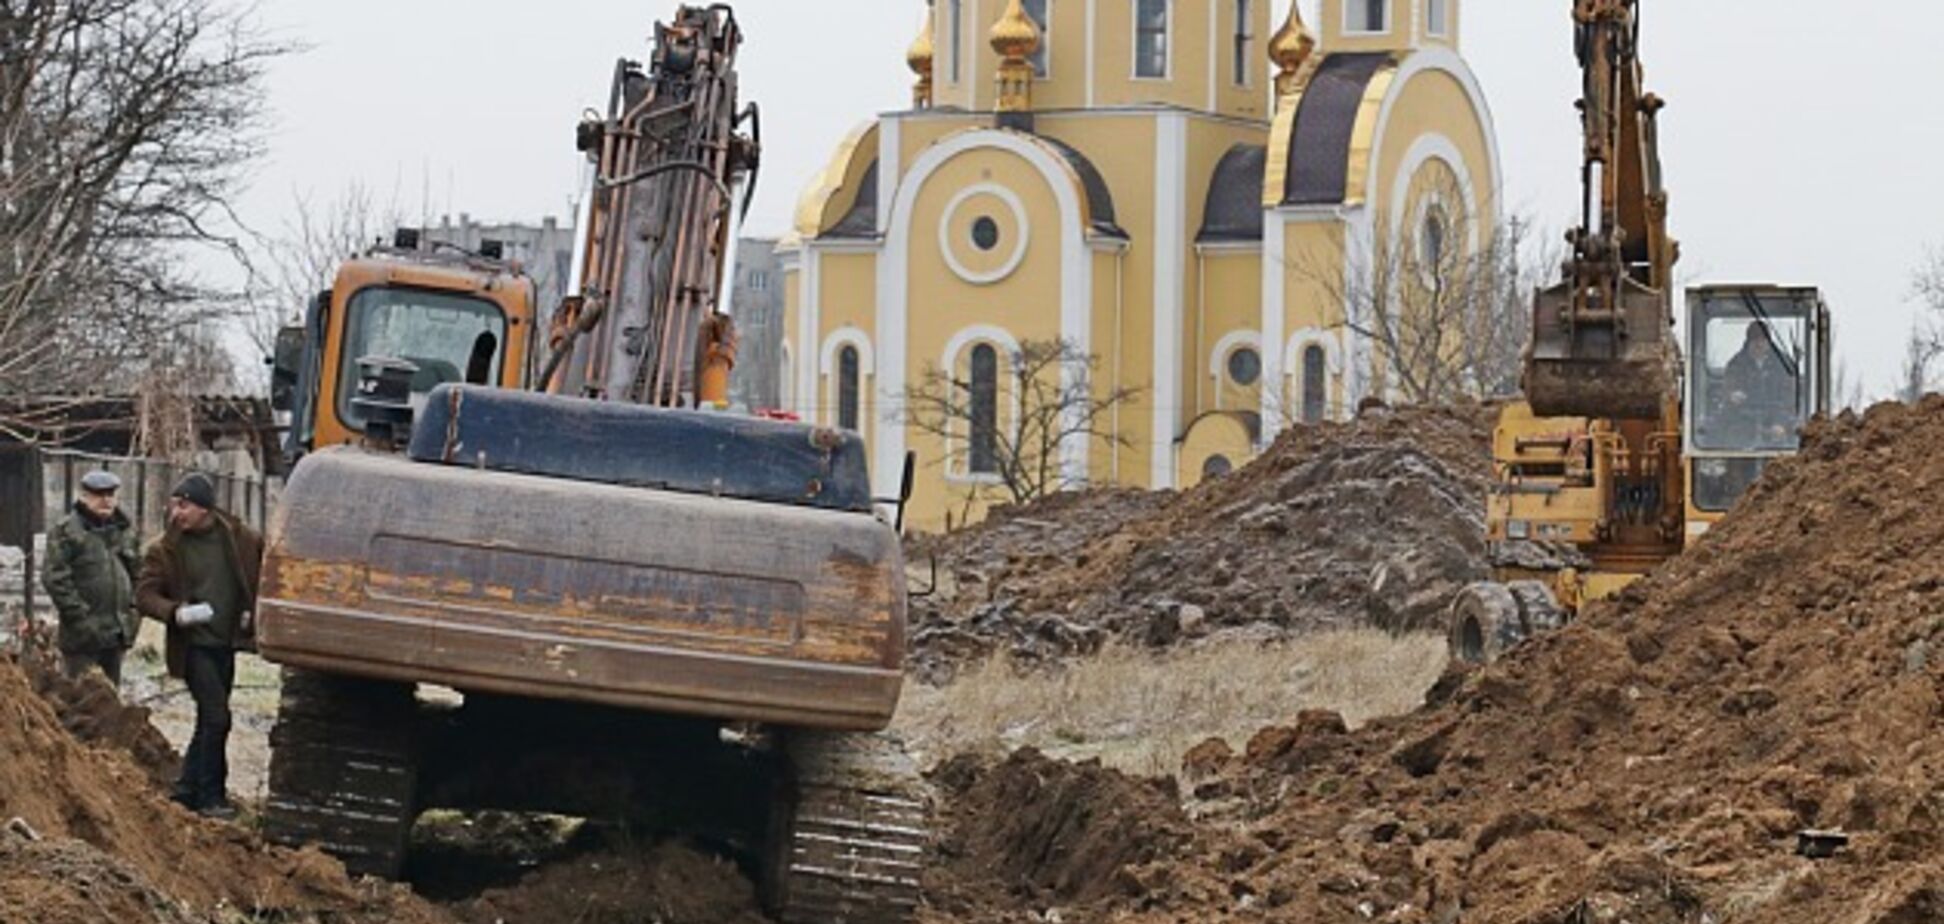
top-left (1447, 580), bottom-right (1567, 665)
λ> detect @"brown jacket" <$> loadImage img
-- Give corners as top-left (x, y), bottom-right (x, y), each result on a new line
top-left (136, 510), bottom-right (262, 678)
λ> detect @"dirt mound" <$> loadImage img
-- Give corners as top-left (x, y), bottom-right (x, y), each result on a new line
top-left (923, 749), bottom-right (1195, 921)
top-left (908, 405), bottom-right (1493, 682)
top-left (450, 840), bottom-right (767, 924)
top-left (0, 831), bottom-right (208, 924)
top-left (1081, 397), bottom-right (1944, 922)
top-left (0, 653), bottom-right (444, 923)
top-left (18, 645), bottom-right (180, 788)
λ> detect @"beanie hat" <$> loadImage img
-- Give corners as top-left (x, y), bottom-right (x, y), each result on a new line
top-left (171, 472), bottom-right (217, 511)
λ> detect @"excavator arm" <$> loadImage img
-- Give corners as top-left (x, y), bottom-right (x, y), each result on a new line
top-left (1525, 0), bottom-right (1680, 420)
top-left (542, 4), bottom-right (759, 409)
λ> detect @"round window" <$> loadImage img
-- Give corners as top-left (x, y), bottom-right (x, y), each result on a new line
top-left (1226, 347), bottom-right (1262, 386)
top-left (1202, 454), bottom-right (1234, 480)
top-left (971, 216), bottom-right (1001, 252)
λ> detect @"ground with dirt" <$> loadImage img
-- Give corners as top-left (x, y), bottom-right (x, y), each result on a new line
top-left (922, 397), bottom-right (1944, 923)
top-left (907, 405), bottom-right (1495, 683)
top-left (0, 651), bottom-right (445, 924)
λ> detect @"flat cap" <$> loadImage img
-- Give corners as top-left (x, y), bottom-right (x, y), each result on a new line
top-left (79, 470), bottom-right (121, 493)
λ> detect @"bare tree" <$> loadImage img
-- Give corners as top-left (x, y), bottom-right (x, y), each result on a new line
top-left (1293, 176), bottom-right (1553, 406)
top-left (0, 0), bottom-right (286, 400)
top-left (902, 338), bottom-right (1139, 506)
top-left (236, 183), bottom-right (401, 387)
top-left (1903, 247), bottom-right (1944, 403)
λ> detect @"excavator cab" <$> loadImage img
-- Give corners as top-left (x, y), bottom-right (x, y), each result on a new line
top-left (269, 234), bottom-right (536, 465)
top-left (1684, 285), bottom-right (1830, 518)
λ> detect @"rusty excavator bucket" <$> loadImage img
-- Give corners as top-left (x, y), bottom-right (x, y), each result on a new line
top-left (1524, 278), bottom-right (1677, 421)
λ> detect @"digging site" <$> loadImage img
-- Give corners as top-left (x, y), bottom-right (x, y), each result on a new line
top-left (9, 398), bottom-right (1941, 922)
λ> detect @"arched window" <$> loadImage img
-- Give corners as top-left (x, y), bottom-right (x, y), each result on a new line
top-left (969, 343), bottom-right (999, 474)
top-left (837, 345), bottom-right (860, 431)
top-left (1302, 344), bottom-right (1328, 423)
top-left (1420, 205), bottom-right (1448, 275)
top-left (1202, 454), bottom-right (1233, 480)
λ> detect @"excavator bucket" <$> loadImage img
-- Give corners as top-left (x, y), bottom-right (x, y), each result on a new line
top-left (1524, 279), bottom-right (1677, 420)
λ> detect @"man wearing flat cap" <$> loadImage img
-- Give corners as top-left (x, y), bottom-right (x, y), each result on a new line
top-left (137, 472), bottom-right (262, 818)
top-left (41, 470), bottom-right (141, 684)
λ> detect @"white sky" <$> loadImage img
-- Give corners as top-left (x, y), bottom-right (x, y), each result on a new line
top-left (230, 1), bottom-right (1944, 398)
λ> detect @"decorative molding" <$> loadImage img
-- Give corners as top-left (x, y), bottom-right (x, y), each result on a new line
top-left (938, 182), bottom-right (1032, 285)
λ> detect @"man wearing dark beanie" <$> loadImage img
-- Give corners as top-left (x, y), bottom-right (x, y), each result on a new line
top-left (136, 472), bottom-right (262, 818)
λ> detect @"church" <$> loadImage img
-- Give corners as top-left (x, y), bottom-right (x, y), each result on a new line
top-left (779, 0), bottom-right (1499, 531)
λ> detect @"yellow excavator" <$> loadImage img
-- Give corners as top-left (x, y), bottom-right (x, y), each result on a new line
top-left (1448, 0), bottom-right (1831, 662)
top-left (259, 7), bottom-right (926, 922)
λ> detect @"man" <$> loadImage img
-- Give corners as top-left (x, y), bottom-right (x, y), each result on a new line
top-left (137, 472), bottom-right (261, 818)
top-left (41, 470), bottom-right (141, 684)
top-left (1721, 322), bottom-right (1798, 445)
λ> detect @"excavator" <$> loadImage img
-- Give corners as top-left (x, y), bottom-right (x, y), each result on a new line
top-left (258, 7), bottom-right (927, 922)
top-left (1448, 0), bottom-right (1831, 662)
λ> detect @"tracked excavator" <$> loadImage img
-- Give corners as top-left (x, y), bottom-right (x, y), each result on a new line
top-left (256, 7), bottom-right (928, 921)
top-left (1448, 0), bottom-right (1831, 663)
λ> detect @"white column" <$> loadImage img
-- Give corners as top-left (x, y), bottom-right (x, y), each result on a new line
top-left (1149, 112), bottom-right (1188, 489)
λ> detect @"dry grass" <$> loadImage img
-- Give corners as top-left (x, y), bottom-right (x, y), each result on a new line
top-left (892, 630), bottom-right (1449, 777)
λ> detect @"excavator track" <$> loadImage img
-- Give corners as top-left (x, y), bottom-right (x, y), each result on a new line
top-left (262, 668), bottom-right (420, 878)
top-left (768, 731), bottom-right (931, 924)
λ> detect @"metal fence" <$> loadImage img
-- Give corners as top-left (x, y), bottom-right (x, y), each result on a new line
top-left (3, 448), bottom-right (279, 641)
top-left (37, 449), bottom-right (277, 537)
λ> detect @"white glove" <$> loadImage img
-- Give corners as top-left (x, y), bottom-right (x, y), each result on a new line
top-left (174, 603), bottom-right (215, 627)
top-left (240, 610), bottom-right (255, 633)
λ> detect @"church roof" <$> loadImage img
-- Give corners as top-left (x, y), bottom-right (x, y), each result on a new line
top-left (1198, 144), bottom-right (1267, 243)
top-left (1034, 134), bottom-right (1127, 239)
top-left (824, 160), bottom-right (879, 239)
top-left (1280, 52), bottom-right (1393, 205)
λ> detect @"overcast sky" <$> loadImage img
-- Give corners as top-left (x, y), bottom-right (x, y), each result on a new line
top-left (232, 1), bottom-right (1943, 398)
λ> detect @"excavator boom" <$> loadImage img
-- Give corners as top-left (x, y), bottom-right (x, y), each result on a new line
top-left (1524, 0), bottom-right (1679, 420)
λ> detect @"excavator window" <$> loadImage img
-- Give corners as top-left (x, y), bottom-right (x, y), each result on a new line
top-left (1691, 305), bottom-right (1812, 454)
top-left (335, 286), bottom-right (507, 431)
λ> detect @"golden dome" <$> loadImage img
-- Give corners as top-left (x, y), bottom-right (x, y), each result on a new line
top-left (989, 0), bottom-right (1041, 61)
top-left (907, 8), bottom-right (935, 76)
top-left (1268, 2), bottom-right (1317, 75)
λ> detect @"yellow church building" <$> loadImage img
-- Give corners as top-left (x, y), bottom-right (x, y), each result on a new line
top-left (779, 0), bottom-right (1500, 531)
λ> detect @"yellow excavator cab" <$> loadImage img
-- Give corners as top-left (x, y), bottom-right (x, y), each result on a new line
top-left (269, 234), bottom-right (536, 464)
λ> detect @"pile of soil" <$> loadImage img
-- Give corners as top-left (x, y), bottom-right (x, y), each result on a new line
top-left (908, 405), bottom-right (1494, 682)
top-left (19, 643), bottom-right (180, 788)
top-left (922, 749), bottom-right (1195, 922)
top-left (451, 840), bottom-right (768, 924)
top-left (0, 652), bottom-right (444, 924)
top-left (994, 397), bottom-right (1944, 922)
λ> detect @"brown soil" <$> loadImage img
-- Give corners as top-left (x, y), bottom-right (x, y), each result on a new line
top-left (944, 397), bottom-right (1944, 922)
top-left (449, 840), bottom-right (769, 924)
top-left (908, 405), bottom-right (1495, 682)
top-left (0, 833), bottom-right (207, 924)
top-left (922, 749), bottom-right (1195, 922)
top-left (0, 653), bottom-right (445, 924)
top-left (19, 643), bottom-right (180, 789)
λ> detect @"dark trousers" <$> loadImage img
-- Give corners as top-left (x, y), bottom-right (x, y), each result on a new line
top-left (174, 646), bottom-right (236, 808)
top-left (62, 648), bottom-right (125, 686)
